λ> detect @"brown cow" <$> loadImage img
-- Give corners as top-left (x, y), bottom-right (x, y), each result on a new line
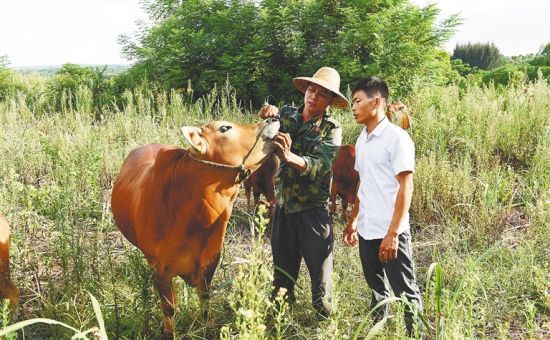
top-left (387, 101), bottom-right (411, 130)
top-left (329, 145), bottom-right (359, 222)
top-left (0, 214), bottom-right (19, 310)
top-left (111, 118), bottom-right (279, 338)
top-left (243, 152), bottom-right (279, 210)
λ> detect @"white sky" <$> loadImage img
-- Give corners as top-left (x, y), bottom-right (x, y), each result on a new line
top-left (0, 0), bottom-right (549, 68)
top-left (411, 0), bottom-right (550, 56)
top-left (0, 0), bottom-right (146, 67)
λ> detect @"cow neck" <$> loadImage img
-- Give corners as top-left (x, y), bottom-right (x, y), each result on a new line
top-left (185, 119), bottom-right (275, 183)
top-left (186, 151), bottom-right (250, 183)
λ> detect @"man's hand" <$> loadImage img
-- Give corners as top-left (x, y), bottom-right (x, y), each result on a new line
top-left (258, 104), bottom-right (279, 119)
top-left (378, 232), bottom-right (399, 262)
top-left (343, 222), bottom-right (358, 247)
top-left (272, 132), bottom-right (292, 162)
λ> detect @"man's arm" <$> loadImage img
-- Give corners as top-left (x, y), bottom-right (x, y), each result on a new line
top-left (272, 123), bottom-right (341, 176)
top-left (300, 125), bottom-right (341, 178)
top-left (259, 104), bottom-right (307, 170)
top-left (343, 180), bottom-right (360, 247)
top-left (378, 171), bottom-right (413, 262)
top-left (272, 132), bottom-right (307, 172)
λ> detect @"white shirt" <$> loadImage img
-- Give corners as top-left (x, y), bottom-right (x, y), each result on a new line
top-left (354, 118), bottom-right (415, 240)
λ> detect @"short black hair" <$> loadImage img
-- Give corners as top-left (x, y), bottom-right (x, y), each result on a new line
top-left (352, 77), bottom-right (389, 102)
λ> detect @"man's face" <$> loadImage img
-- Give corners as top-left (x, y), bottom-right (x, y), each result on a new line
top-left (352, 90), bottom-right (382, 125)
top-left (303, 83), bottom-right (333, 116)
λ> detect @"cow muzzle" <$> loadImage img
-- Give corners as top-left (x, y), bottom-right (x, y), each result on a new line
top-left (261, 117), bottom-right (281, 140)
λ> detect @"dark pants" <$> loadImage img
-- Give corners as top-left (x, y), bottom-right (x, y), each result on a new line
top-left (271, 204), bottom-right (334, 317)
top-left (359, 232), bottom-right (423, 334)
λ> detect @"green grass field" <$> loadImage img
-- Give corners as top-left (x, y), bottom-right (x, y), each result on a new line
top-left (0, 79), bottom-right (548, 339)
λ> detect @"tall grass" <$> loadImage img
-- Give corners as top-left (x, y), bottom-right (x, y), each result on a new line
top-left (0, 76), bottom-right (548, 338)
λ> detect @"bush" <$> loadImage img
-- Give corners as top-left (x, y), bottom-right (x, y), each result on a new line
top-left (45, 64), bottom-right (114, 114)
top-left (482, 65), bottom-right (550, 85)
top-left (0, 57), bottom-right (26, 101)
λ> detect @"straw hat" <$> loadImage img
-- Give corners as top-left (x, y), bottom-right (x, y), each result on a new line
top-left (292, 67), bottom-right (349, 109)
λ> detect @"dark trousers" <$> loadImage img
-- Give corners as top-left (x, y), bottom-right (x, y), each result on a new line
top-left (359, 232), bottom-right (423, 334)
top-left (271, 204), bottom-right (334, 316)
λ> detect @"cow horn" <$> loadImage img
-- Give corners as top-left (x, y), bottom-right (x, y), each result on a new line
top-left (181, 126), bottom-right (208, 154)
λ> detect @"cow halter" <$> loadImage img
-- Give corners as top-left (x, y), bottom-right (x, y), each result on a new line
top-left (186, 118), bottom-right (278, 183)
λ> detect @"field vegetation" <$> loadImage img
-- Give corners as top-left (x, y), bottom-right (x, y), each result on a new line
top-left (1, 0), bottom-right (549, 337)
top-left (0, 74), bottom-right (548, 338)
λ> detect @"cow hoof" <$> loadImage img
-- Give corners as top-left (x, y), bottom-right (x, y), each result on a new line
top-left (161, 333), bottom-right (175, 340)
top-left (162, 317), bottom-right (175, 339)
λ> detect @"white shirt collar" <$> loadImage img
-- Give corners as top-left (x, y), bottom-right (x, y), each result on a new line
top-left (364, 117), bottom-right (390, 139)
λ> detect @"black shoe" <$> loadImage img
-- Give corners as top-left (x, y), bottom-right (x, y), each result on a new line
top-left (315, 305), bottom-right (333, 321)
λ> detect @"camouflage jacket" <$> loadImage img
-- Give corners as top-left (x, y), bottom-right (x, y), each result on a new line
top-left (276, 105), bottom-right (342, 214)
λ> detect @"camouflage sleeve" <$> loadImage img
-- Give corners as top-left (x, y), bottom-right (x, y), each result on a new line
top-left (300, 125), bottom-right (342, 180)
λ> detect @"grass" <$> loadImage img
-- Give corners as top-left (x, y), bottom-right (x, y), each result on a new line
top-left (0, 77), bottom-right (548, 338)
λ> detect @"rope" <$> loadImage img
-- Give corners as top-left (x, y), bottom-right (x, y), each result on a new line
top-left (185, 118), bottom-right (278, 183)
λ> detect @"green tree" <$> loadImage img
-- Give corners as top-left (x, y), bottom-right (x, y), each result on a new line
top-left (0, 55), bottom-right (24, 101)
top-left (46, 64), bottom-right (113, 113)
top-left (452, 42), bottom-right (505, 70)
top-left (0, 55), bottom-right (8, 68)
top-left (481, 42), bottom-right (550, 85)
top-left (528, 42), bottom-right (550, 67)
top-left (0, 56), bottom-right (11, 99)
top-left (120, 0), bottom-right (460, 105)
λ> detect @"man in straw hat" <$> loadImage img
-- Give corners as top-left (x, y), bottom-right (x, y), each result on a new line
top-left (259, 66), bottom-right (348, 318)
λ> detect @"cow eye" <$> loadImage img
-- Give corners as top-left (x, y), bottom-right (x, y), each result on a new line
top-left (219, 125), bottom-right (232, 133)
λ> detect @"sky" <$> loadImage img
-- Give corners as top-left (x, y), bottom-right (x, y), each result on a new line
top-left (0, 0), bottom-right (146, 67)
top-left (410, 0), bottom-right (550, 56)
top-left (0, 0), bottom-right (549, 68)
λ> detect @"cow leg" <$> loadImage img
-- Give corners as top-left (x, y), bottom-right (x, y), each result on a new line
top-left (342, 199), bottom-right (349, 223)
top-left (194, 253), bottom-right (221, 320)
top-left (253, 190), bottom-right (261, 207)
top-left (154, 274), bottom-right (176, 339)
top-left (0, 279), bottom-right (19, 311)
top-left (264, 183), bottom-right (277, 220)
top-left (329, 187), bottom-right (337, 216)
top-left (179, 274), bottom-right (193, 287)
top-left (267, 199), bottom-right (277, 220)
top-left (244, 184), bottom-right (252, 208)
top-left (196, 253), bottom-right (221, 301)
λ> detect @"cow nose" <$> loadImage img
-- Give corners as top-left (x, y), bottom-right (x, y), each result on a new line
top-left (264, 115), bottom-right (280, 122)
top-left (262, 118), bottom-right (280, 139)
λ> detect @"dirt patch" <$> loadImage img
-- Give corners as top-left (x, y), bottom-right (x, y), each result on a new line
top-left (500, 208), bottom-right (531, 247)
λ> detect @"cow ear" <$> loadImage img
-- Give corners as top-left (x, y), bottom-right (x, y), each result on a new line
top-left (181, 126), bottom-right (208, 154)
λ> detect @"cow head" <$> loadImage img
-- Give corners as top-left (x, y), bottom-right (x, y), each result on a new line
top-left (181, 118), bottom-right (280, 171)
top-left (386, 101), bottom-right (411, 130)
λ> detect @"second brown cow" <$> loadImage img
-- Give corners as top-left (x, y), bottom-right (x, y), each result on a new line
top-left (329, 145), bottom-right (359, 222)
top-left (243, 153), bottom-right (280, 210)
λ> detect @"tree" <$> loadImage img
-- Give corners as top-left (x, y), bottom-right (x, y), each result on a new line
top-left (120, 0), bottom-right (461, 105)
top-left (452, 42), bottom-right (504, 70)
top-left (0, 55), bottom-right (9, 68)
top-left (0, 55), bottom-right (20, 101)
top-left (480, 42), bottom-right (550, 85)
top-left (528, 42), bottom-right (550, 67)
top-left (46, 64), bottom-right (112, 113)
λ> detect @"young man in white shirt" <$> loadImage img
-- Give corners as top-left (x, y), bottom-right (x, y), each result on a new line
top-left (343, 77), bottom-right (423, 335)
